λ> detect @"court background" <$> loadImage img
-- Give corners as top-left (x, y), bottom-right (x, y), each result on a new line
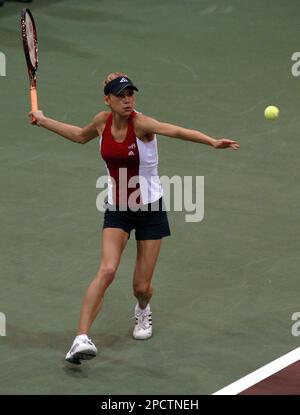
top-left (0, 0), bottom-right (300, 394)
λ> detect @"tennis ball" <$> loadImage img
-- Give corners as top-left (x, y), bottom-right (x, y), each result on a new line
top-left (264, 105), bottom-right (279, 120)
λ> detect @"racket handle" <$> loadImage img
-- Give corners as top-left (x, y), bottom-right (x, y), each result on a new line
top-left (30, 87), bottom-right (38, 124)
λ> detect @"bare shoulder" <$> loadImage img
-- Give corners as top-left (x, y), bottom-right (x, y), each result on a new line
top-left (92, 111), bottom-right (110, 135)
top-left (134, 112), bottom-right (153, 126)
top-left (92, 111), bottom-right (110, 126)
top-left (133, 112), bottom-right (156, 142)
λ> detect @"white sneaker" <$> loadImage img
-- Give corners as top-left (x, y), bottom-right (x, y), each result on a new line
top-left (133, 303), bottom-right (152, 340)
top-left (65, 335), bottom-right (97, 364)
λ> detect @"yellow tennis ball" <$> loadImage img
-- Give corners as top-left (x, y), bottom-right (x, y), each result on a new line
top-left (264, 105), bottom-right (279, 120)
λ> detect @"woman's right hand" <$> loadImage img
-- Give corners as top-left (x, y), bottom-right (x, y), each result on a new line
top-left (28, 110), bottom-right (45, 126)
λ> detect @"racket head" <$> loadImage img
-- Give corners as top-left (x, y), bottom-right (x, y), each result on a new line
top-left (21, 8), bottom-right (38, 86)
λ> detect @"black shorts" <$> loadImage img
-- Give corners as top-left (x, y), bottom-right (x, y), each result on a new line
top-left (103, 197), bottom-right (171, 240)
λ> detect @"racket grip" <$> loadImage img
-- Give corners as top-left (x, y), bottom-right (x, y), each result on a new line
top-left (30, 87), bottom-right (38, 124)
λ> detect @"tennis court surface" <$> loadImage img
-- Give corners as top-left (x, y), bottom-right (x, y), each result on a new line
top-left (1, 0), bottom-right (300, 395)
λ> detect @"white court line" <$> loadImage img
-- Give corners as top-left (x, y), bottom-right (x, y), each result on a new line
top-left (213, 347), bottom-right (300, 395)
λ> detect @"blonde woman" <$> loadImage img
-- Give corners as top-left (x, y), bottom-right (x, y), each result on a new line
top-left (29, 72), bottom-right (239, 364)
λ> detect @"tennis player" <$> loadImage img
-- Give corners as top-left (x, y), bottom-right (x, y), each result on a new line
top-left (29, 72), bottom-right (239, 364)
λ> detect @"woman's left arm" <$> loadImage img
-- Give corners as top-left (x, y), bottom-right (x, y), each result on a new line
top-left (135, 114), bottom-right (240, 150)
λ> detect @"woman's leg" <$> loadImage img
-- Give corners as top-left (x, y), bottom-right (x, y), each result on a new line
top-left (77, 228), bottom-right (129, 335)
top-left (133, 239), bottom-right (162, 309)
top-left (132, 239), bottom-right (162, 339)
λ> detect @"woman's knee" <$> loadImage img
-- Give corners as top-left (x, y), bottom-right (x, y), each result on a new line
top-left (97, 265), bottom-right (118, 286)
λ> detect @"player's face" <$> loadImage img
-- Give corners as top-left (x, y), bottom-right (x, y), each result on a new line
top-left (105, 88), bottom-right (135, 116)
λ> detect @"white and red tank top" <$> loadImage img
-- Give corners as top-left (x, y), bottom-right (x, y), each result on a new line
top-left (99, 111), bottom-right (163, 207)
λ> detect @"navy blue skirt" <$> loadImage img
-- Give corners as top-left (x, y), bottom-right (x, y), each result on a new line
top-left (103, 197), bottom-right (171, 241)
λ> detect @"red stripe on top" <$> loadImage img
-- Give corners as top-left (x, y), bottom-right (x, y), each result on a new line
top-left (101, 111), bottom-right (140, 207)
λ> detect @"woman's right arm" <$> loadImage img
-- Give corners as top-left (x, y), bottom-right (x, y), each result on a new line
top-left (28, 110), bottom-right (106, 144)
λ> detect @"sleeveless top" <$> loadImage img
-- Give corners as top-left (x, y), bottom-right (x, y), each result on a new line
top-left (99, 111), bottom-right (163, 208)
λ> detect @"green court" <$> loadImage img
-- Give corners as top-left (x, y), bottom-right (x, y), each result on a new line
top-left (1, 0), bottom-right (300, 395)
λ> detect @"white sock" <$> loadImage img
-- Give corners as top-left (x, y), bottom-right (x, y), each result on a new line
top-left (76, 334), bottom-right (88, 341)
top-left (135, 303), bottom-right (150, 314)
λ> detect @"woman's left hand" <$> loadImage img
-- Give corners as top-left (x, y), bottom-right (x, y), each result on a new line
top-left (213, 138), bottom-right (240, 150)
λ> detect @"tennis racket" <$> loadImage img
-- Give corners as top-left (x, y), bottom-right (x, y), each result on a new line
top-left (21, 8), bottom-right (38, 124)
